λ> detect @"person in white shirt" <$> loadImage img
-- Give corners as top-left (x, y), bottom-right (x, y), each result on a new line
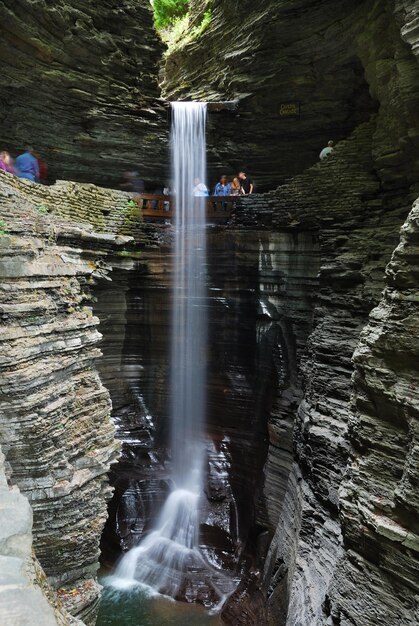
top-left (319, 140), bottom-right (335, 160)
top-left (193, 177), bottom-right (209, 196)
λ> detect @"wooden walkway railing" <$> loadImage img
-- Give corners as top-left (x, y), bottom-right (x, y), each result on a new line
top-left (134, 194), bottom-right (236, 222)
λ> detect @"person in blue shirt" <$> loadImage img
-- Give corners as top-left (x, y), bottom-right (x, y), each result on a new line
top-left (15, 146), bottom-right (40, 182)
top-left (213, 175), bottom-right (231, 196)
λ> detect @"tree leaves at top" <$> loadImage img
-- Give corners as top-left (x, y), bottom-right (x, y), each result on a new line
top-left (153, 0), bottom-right (189, 30)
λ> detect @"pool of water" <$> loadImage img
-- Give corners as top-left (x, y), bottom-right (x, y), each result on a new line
top-left (97, 587), bottom-right (223, 626)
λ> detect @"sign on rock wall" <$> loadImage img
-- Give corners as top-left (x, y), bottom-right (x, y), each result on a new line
top-left (279, 102), bottom-right (301, 118)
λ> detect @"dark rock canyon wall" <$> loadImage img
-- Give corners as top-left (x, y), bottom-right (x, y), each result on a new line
top-left (161, 1), bottom-right (419, 622)
top-left (332, 200), bottom-right (419, 625)
top-left (0, 0), bottom-right (168, 187)
top-left (92, 225), bottom-right (319, 616)
top-left (226, 113), bottom-right (419, 623)
top-left (162, 0), bottom-right (419, 192)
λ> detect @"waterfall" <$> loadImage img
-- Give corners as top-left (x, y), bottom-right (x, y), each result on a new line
top-left (170, 101), bottom-right (207, 492)
top-left (107, 103), bottom-right (216, 600)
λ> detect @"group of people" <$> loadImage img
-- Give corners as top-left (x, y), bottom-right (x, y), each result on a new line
top-left (0, 146), bottom-right (47, 183)
top-left (192, 171), bottom-right (254, 197)
top-left (213, 171), bottom-right (254, 196)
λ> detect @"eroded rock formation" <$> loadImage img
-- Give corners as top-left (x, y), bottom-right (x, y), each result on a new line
top-left (331, 201), bottom-right (419, 624)
top-left (0, 0), bottom-right (419, 624)
top-left (230, 118), bottom-right (419, 624)
top-left (162, 0), bottom-right (419, 192)
top-left (0, 172), bottom-right (137, 622)
top-left (0, 446), bottom-right (76, 626)
top-left (0, 0), bottom-right (168, 187)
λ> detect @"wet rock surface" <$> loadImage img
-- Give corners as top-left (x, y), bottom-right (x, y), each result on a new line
top-left (93, 228), bottom-right (319, 616)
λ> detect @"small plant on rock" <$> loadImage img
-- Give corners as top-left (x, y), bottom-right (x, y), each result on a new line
top-left (36, 204), bottom-right (49, 214)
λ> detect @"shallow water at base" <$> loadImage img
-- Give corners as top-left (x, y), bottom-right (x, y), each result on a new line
top-left (97, 587), bottom-right (223, 626)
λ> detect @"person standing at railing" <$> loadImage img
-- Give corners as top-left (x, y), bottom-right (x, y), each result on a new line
top-left (0, 151), bottom-right (15, 174)
top-left (238, 171), bottom-right (254, 194)
top-left (213, 174), bottom-right (231, 196)
top-left (193, 177), bottom-right (209, 196)
top-left (319, 140), bottom-right (334, 160)
top-left (163, 184), bottom-right (171, 210)
top-left (229, 177), bottom-right (243, 196)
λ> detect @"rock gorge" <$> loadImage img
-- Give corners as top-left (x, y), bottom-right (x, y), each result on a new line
top-left (0, 0), bottom-right (168, 187)
top-left (0, 1), bottom-right (418, 625)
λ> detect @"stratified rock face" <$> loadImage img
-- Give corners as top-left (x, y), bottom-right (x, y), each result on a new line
top-left (93, 226), bottom-right (319, 618)
top-left (0, 0), bottom-right (168, 187)
top-left (329, 201), bottom-right (419, 625)
top-left (0, 173), bottom-right (130, 622)
top-left (162, 0), bottom-right (419, 192)
top-left (397, 0), bottom-right (419, 61)
top-left (229, 114), bottom-right (418, 623)
top-left (0, 446), bottom-right (63, 626)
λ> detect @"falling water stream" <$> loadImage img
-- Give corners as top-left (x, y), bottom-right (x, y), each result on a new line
top-left (102, 103), bottom-right (233, 622)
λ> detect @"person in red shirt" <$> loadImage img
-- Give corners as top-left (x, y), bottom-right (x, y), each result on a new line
top-left (34, 153), bottom-right (48, 184)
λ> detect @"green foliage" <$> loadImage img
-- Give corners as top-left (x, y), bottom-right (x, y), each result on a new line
top-left (153, 0), bottom-right (189, 30)
top-left (36, 204), bottom-right (49, 214)
top-left (163, 8), bottom-right (213, 50)
top-left (0, 219), bottom-right (7, 236)
top-left (197, 9), bottom-right (212, 36)
top-left (116, 249), bottom-right (142, 258)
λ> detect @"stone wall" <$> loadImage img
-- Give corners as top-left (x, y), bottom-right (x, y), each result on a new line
top-left (0, 173), bottom-right (135, 622)
top-left (0, 446), bottom-right (77, 626)
top-left (162, 0), bottom-right (419, 193)
top-left (0, 0), bottom-right (168, 187)
top-left (227, 113), bottom-right (419, 623)
top-left (329, 201), bottom-right (419, 624)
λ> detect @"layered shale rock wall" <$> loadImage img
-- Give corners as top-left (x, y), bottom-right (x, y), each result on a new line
top-left (0, 446), bottom-right (78, 626)
top-left (0, 173), bottom-right (138, 622)
top-left (162, 0), bottom-right (419, 192)
top-left (160, 0), bottom-right (419, 621)
top-left (0, 0), bottom-right (168, 187)
top-left (331, 202), bottom-right (419, 624)
top-left (227, 116), bottom-right (419, 623)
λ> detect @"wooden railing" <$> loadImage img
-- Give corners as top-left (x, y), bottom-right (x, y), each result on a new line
top-left (134, 194), bottom-right (237, 222)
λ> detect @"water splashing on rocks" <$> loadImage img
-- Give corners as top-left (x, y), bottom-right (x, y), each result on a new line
top-left (106, 103), bottom-right (234, 609)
